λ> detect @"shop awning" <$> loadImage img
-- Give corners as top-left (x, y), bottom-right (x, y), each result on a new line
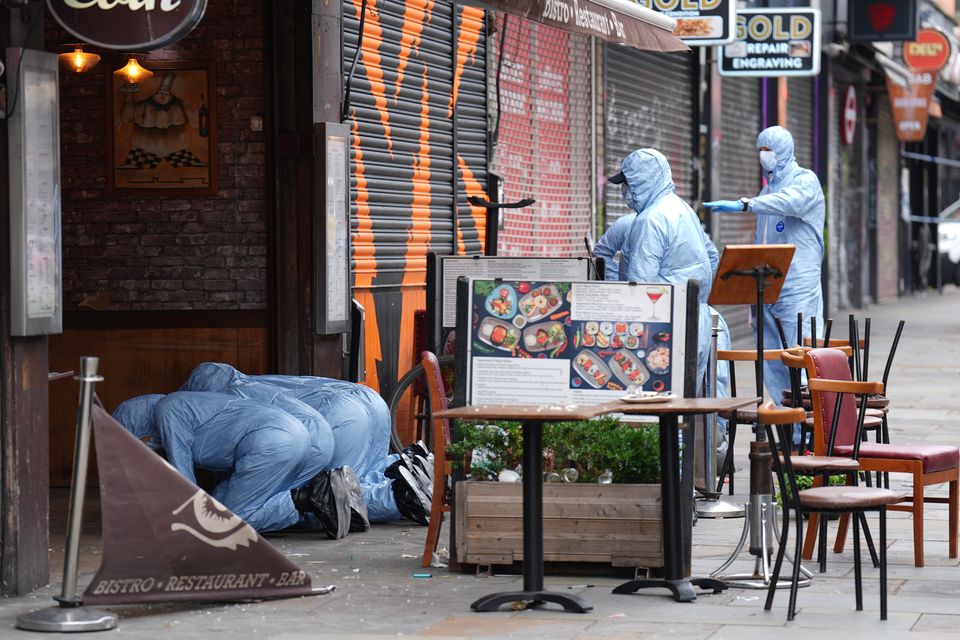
top-left (470, 0), bottom-right (688, 52)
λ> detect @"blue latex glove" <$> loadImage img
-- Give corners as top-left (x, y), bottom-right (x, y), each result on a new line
top-left (703, 200), bottom-right (743, 212)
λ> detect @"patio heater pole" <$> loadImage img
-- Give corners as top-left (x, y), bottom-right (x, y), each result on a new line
top-left (696, 312), bottom-right (744, 519)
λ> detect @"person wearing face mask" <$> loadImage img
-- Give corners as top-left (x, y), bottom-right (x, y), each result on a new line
top-left (611, 148), bottom-right (720, 387)
top-left (703, 126), bottom-right (825, 405)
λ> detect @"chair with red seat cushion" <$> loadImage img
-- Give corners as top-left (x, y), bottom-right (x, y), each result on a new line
top-left (803, 348), bottom-right (959, 568)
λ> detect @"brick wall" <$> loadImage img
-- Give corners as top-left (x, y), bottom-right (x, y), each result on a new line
top-left (48, 0), bottom-right (267, 311)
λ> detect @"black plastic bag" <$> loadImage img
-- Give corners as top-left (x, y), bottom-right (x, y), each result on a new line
top-left (293, 469), bottom-right (351, 539)
top-left (341, 466), bottom-right (370, 533)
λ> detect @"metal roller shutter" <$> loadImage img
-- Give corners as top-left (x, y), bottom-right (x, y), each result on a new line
top-left (716, 77), bottom-right (761, 344)
top-left (787, 77), bottom-right (814, 170)
top-left (876, 95), bottom-right (899, 301)
top-left (603, 46), bottom-right (695, 229)
top-left (489, 14), bottom-right (593, 257)
top-left (344, 0), bottom-right (488, 287)
top-left (343, 0), bottom-right (488, 395)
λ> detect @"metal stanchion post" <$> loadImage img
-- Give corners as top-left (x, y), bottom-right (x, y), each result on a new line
top-left (696, 312), bottom-right (744, 519)
top-left (17, 357), bottom-right (119, 633)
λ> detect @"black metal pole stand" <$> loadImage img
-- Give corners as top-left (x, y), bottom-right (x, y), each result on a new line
top-left (17, 358), bottom-right (119, 633)
top-left (708, 267), bottom-right (812, 589)
top-left (470, 420), bottom-right (591, 612)
top-left (613, 415), bottom-right (728, 601)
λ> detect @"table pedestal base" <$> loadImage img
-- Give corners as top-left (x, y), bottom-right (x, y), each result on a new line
top-left (471, 590), bottom-right (592, 613)
top-left (612, 577), bottom-right (727, 603)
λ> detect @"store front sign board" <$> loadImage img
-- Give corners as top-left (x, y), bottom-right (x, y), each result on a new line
top-left (639, 0), bottom-right (736, 46)
top-left (47, 0), bottom-right (207, 51)
top-left (473, 0), bottom-right (688, 52)
top-left (718, 8), bottom-right (821, 78)
top-left (887, 29), bottom-right (951, 142)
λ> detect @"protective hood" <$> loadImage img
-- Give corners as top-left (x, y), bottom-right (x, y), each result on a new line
top-left (756, 126), bottom-right (797, 181)
top-left (113, 394), bottom-right (165, 450)
top-left (620, 149), bottom-right (676, 214)
top-left (181, 362), bottom-right (245, 392)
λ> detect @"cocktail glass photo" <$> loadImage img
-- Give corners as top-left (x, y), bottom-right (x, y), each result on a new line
top-left (645, 287), bottom-right (668, 322)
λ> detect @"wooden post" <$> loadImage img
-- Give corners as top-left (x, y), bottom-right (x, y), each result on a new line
top-left (0, 1), bottom-right (51, 594)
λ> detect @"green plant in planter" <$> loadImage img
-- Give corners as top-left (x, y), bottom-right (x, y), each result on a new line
top-left (448, 416), bottom-right (661, 483)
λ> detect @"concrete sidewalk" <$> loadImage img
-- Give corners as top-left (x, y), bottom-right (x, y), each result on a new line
top-left (2, 289), bottom-right (959, 638)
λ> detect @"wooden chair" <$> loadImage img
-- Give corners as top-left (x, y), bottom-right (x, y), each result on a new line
top-left (759, 402), bottom-right (903, 621)
top-left (714, 348), bottom-right (784, 494)
top-left (420, 350), bottom-right (455, 568)
top-left (802, 347), bottom-right (960, 568)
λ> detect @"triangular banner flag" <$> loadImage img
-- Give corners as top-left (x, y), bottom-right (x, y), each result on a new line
top-left (83, 404), bottom-right (316, 605)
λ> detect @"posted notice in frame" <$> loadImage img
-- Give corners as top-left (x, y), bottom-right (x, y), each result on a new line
top-left (23, 68), bottom-right (61, 318)
top-left (465, 279), bottom-right (686, 406)
top-left (325, 133), bottom-right (349, 324)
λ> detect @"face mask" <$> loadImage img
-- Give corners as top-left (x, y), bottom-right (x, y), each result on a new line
top-left (621, 183), bottom-right (637, 211)
top-left (759, 150), bottom-right (778, 173)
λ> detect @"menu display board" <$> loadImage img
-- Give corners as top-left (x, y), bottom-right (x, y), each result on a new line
top-left (8, 49), bottom-right (63, 336)
top-left (430, 255), bottom-right (592, 354)
top-left (639, 0), bottom-right (736, 46)
top-left (718, 8), bottom-right (821, 78)
top-left (463, 279), bottom-right (686, 406)
top-left (315, 122), bottom-right (351, 334)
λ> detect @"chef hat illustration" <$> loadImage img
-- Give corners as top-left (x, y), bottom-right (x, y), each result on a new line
top-left (158, 73), bottom-right (176, 92)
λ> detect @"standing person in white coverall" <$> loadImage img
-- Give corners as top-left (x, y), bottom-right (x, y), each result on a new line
top-left (704, 126), bottom-right (825, 406)
top-left (610, 148), bottom-right (720, 388)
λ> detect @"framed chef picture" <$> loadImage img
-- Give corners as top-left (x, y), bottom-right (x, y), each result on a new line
top-left (106, 61), bottom-right (216, 195)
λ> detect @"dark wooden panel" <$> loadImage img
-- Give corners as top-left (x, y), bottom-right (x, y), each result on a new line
top-left (48, 327), bottom-right (268, 486)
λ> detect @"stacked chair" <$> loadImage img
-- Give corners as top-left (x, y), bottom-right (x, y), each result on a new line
top-left (759, 401), bottom-right (903, 620)
top-left (801, 347), bottom-right (959, 568)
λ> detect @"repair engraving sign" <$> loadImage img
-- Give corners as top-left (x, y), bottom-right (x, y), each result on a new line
top-left (719, 8), bottom-right (821, 78)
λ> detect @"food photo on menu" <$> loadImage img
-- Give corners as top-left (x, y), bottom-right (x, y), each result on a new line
top-left (470, 280), bottom-right (674, 394)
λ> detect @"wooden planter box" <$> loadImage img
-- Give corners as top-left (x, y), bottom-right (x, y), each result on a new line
top-left (454, 480), bottom-right (663, 570)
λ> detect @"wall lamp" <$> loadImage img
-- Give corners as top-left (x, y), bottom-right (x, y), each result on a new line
top-left (58, 44), bottom-right (100, 74)
top-left (113, 56), bottom-right (153, 84)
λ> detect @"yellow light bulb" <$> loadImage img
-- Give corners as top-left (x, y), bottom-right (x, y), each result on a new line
top-left (58, 45), bottom-right (100, 74)
top-left (113, 57), bottom-right (154, 84)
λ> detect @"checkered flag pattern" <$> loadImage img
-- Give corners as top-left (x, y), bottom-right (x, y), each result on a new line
top-left (121, 148), bottom-right (163, 170)
top-left (164, 149), bottom-right (207, 168)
